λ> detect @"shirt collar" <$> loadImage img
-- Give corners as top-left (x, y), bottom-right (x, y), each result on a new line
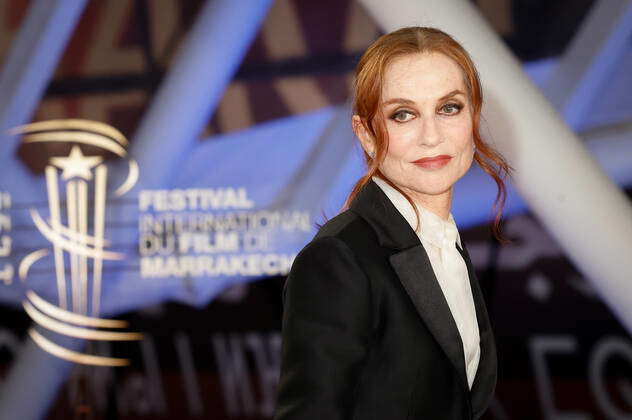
top-left (371, 176), bottom-right (462, 249)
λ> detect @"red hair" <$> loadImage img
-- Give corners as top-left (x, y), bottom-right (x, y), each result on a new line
top-left (337, 26), bottom-right (513, 244)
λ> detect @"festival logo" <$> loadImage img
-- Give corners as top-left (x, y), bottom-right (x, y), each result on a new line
top-left (10, 119), bottom-right (142, 366)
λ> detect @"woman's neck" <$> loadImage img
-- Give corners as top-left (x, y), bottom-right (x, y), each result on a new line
top-left (404, 186), bottom-right (453, 221)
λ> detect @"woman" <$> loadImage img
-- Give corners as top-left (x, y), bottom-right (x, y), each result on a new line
top-left (273, 26), bottom-right (512, 420)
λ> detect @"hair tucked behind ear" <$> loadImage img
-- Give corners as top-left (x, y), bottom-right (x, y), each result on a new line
top-left (317, 26), bottom-right (514, 245)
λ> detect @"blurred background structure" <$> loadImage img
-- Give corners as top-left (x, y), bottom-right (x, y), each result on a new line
top-left (0, 0), bottom-right (631, 419)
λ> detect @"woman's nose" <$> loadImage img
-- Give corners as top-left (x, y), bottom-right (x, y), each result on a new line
top-left (418, 116), bottom-right (443, 147)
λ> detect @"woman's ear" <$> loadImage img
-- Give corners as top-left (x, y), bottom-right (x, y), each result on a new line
top-left (352, 115), bottom-right (375, 156)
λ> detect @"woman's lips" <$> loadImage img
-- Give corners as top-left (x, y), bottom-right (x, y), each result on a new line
top-left (412, 155), bottom-right (452, 169)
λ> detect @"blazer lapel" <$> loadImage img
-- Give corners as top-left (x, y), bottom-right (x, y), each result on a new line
top-left (389, 245), bottom-right (469, 392)
top-left (349, 179), bottom-right (470, 391)
top-left (392, 242), bottom-right (497, 415)
top-left (457, 242), bottom-right (498, 416)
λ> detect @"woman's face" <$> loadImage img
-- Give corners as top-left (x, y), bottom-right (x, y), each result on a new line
top-left (356, 52), bottom-right (475, 205)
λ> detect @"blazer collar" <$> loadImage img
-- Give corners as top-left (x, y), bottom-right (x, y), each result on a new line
top-left (370, 175), bottom-right (462, 249)
top-left (348, 178), bottom-right (420, 250)
top-left (349, 178), bottom-right (497, 416)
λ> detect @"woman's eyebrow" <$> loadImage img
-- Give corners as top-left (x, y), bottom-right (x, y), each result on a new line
top-left (381, 98), bottom-right (415, 106)
top-left (439, 89), bottom-right (466, 101)
top-left (382, 89), bottom-right (466, 106)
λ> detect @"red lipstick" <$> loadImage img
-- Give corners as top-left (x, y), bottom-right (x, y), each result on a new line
top-left (412, 155), bottom-right (452, 169)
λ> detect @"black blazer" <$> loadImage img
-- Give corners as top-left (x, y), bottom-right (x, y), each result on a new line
top-left (273, 178), bottom-right (497, 420)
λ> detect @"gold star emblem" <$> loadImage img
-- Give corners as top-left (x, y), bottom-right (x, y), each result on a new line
top-left (50, 145), bottom-right (103, 180)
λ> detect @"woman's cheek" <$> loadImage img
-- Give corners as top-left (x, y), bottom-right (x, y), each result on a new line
top-left (385, 129), bottom-right (409, 157)
top-left (392, 126), bottom-right (418, 150)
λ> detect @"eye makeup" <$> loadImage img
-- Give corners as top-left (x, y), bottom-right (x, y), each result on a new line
top-left (389, 109), bottom-right (415, 123)
top-left (387, 100), bottom-right (465, 123)
top-left (440, 102), bottom-right (464, 115)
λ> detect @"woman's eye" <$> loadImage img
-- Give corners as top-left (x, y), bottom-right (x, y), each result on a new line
top-left (441, 103), bottom-right (463, 115)
top-left (390, 110), bottom-right (415, 122)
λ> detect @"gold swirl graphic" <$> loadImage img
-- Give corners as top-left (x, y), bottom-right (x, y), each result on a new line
top-left (12, 119), bottom-right (142, 366)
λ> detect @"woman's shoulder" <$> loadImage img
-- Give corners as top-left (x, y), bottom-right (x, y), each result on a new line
top-left (299, 208), bottom-right (380, 261)
top-left (283, 208), bottom-right (385, 307)
top-left (315, 206), bottom-right (373, 240)
top-left (286, 209), bottom-right (376, 294)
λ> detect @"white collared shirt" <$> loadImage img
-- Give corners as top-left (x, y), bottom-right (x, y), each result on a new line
top-left (371, 176), bottom-right (480, 390)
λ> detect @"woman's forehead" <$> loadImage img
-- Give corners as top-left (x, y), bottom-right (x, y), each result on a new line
top-left (381, 52), bottom-right (466, 101)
